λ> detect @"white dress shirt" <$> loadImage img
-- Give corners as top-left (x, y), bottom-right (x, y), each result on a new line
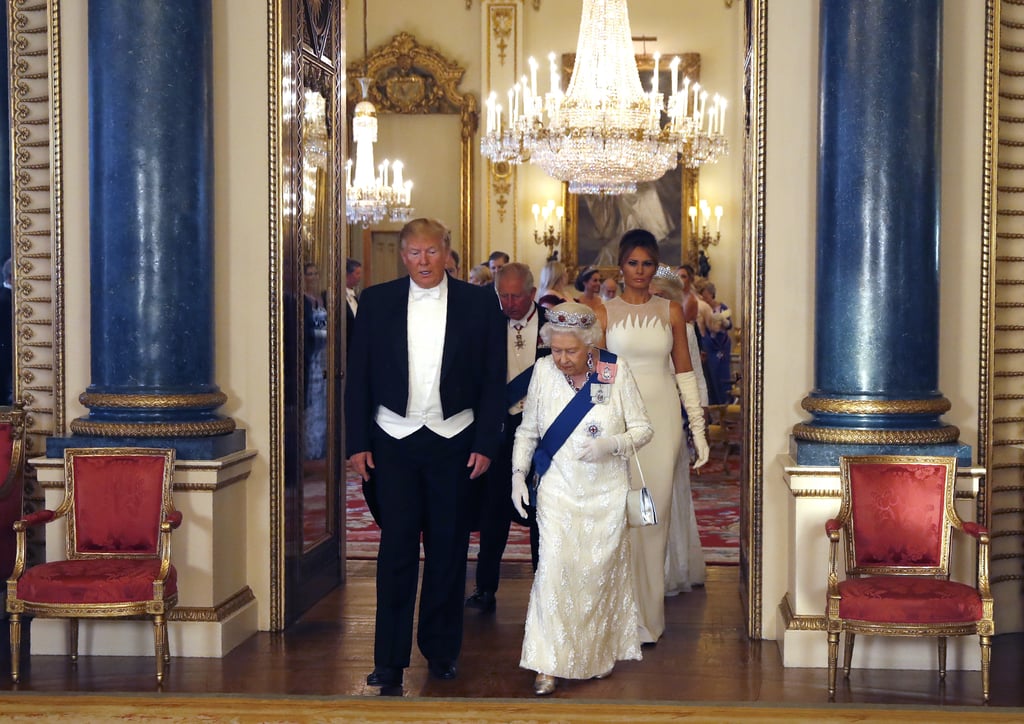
top-left (507, 304), bottom-right (539, 415)
top-left (375, 275), bottom-right (474, 439)
top-left (346, 287), bottom-right (358, 316)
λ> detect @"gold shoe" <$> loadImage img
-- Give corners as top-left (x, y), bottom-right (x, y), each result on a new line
top-left (533, 673), bottom-right (556, 695)
top-left (593, 666), bottom-right (614, 680)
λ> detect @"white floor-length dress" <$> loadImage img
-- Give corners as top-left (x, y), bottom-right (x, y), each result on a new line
top-left (513, 355), bottom-right (652, 679)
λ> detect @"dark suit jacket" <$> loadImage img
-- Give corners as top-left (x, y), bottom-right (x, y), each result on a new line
top-left (345, 275), bottom-right (507, 460)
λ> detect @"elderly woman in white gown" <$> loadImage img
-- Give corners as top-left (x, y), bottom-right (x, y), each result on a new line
top-left (511, 302), bottom-right (653, 696)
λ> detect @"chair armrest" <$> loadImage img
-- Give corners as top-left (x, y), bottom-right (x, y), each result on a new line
top-left (825, 518), bottom-right (843, 537)
top-left (164, 510), bottom-right (183, 529)
top-left (961, 521), bottom-right (989, 540)
top-left (14, 509), bottom-right (55, 531)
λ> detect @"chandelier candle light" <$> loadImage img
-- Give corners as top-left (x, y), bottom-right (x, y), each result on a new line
top-left (345, 0), bottom-right (414, 227)
top-left (480, 0), bottom-right (727, 195)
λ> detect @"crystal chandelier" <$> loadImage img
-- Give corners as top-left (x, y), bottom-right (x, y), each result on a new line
top-left (480, 0), bottom-right (727, 195)
top-left (345, 0), bottom-right (414, 227)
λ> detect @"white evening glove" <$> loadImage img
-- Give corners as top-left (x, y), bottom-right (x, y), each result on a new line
top-left (578, 436), bottom-right (619, 463)
top-left (511, 471), bottom-right (530, 519)
top-left (676, 371), bottom-right (710, 468)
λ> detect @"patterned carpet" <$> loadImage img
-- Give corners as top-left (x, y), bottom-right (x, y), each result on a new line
top-left (344, 448), bottom-right (740, 564)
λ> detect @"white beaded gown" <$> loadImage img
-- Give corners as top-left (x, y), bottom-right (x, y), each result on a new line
top-left (513, 355), bottom-right (653, 679)
top-left (603, 295), bottom-right (680, 642)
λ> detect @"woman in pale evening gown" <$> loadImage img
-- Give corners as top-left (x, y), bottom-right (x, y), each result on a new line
top-left (595, 230), bottom-right (709, 644)
top-left (650, 270), bottom-right (708, 595)
top-left (511, 302), bottom-right (653, 695)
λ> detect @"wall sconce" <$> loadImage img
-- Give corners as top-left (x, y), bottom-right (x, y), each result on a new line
top-left (687, 198), bottom-right (723, 274)
top-left (532, 199), bottom-right (564, 261)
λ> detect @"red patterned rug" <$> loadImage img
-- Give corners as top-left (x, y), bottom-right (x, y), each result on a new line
top-left (344, 450), bottom-right (740, 564)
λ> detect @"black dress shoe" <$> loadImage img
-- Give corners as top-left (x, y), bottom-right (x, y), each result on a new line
top-left (366, 666), bottom-right (403, 687)
top-left (465, 589), bottom-right (496, 613)
top-left (428, 660), bottom-right (457, 680)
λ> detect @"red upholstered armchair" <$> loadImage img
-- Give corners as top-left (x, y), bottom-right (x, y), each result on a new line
top-left (0, 405), bottom-right (27, 585)
top-left (6, 447), bottom-right (181, 684)
top-left (826, 455), bottom-right (994, 701)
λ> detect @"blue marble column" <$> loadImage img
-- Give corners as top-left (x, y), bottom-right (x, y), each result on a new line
top-left (50, 0), bottom-right (242, 459)
top-left (793, 0), bottom-right (967, 465)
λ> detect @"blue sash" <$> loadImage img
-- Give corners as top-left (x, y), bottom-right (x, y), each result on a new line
top-left (530, 349), bottom-right (617, 504)
top-left (506, 365), bottom-right (535, 407)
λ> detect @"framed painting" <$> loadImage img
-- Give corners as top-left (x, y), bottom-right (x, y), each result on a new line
top-left (563, 52), bottom-right (701, 277)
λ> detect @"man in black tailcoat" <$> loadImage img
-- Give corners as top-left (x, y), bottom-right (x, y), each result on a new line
top-left (346, 218), bottom-right (505, 689)
top-left (465, 262), bottom-right (547, 614)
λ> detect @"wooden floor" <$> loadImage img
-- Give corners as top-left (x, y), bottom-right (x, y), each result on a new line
top-left (1, 563), bottom-right (1021, 711)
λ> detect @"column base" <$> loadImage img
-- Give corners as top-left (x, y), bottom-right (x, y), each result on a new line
top-left (790, 435), bottom-right (972, 466)
top-left (45, 428), bottom-right (246, 460)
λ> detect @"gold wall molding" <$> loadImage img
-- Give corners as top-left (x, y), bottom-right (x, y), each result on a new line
top-left (467, 0), bottom-right (540, 9)
top-left (801, 396), bottom-right (952, 415)
top-left (8, 0), bottom-right (66, 454)
top-left (482, 1), bottom-right (522, 260)
top-left (791, 424), bottom-right (961, 445)
top-left (169, 586), bottom-right (255, 623)
top-left (490, 5), bottom-right (514, 65)
top-left (742, 0), bottom-right (767, 640)
top-left (779, 593), bottom-right (826, 631)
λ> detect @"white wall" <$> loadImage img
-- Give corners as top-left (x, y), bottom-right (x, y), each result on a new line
top-left (212, 0), bottom-right (272, 631)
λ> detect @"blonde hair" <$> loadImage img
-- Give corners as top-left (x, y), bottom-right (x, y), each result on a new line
top-left (400, 217), bottom-right (451, 248)
top-left (538, 260), bottom-right (567, 292)
top-left (469, 264), bottom-right (493, 285)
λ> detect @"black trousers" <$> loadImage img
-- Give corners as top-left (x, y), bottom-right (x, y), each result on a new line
top-left (474, 412), bottom-right (539, 594)
top-left (371, 423), bottom-right (474, 669)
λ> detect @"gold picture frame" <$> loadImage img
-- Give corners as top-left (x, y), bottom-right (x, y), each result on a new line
top-left (563, 52), bottom-right (701, 279)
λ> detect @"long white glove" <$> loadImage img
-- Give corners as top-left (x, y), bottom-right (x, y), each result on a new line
top-left (676, 371), bottom-right (709, 468)
top-left (578, 436), bottom-right (619, 463)
top-left (511, 471), bottom-right (530, 519)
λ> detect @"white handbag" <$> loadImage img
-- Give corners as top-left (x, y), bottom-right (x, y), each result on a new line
top-left (625, 437), bottom-right (658, 527)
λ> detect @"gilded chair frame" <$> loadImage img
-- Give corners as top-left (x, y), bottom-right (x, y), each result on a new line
top-left (6, 447), bottom-right (181, 684)
top-left (826, 455), bottom-right (994, 701)
top-left (0, 405), bottom-right (27, 514)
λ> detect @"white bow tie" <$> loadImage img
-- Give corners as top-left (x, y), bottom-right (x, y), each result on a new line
top-left (411, 285), bottom-right (441, 301)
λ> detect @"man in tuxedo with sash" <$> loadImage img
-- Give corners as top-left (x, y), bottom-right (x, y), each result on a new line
top-left (346, 218), bottom-right (506, 689)
top-left (465, 262), bottom-right (547, 614)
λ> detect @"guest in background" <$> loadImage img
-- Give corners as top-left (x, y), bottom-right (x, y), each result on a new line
top-left (469, 264), bottom-right (493, 287)
top-left (536, 293), bottom-right (563, 311)
top-left (597, 230), bottom-right (709, 644)
top-left (511, 302), bottom-right (653, 695)
top-left (601, 276), bottom-right (620, 302)
top-left (303, 263), bottom-right (328, 461)
top-left (698, 281), bottom-right (734, 404)
top-left (447, 249), bottom-right (461, 278)
top-left (488, 251), bottom-right (510, 276)
top-left (345, 258), bottom-right (362, 353)
top-left (574, 266), bottom-right (604, 313)
top-left (346, 217), bottom-right (506, 689)
top-left (466, 262), bottom-right (546, 614)
top-left (535, 260), bottom-right (569, 304)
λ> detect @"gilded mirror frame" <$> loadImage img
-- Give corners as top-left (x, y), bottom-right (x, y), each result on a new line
top-left (345, 32), bottom-right (478, 270)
